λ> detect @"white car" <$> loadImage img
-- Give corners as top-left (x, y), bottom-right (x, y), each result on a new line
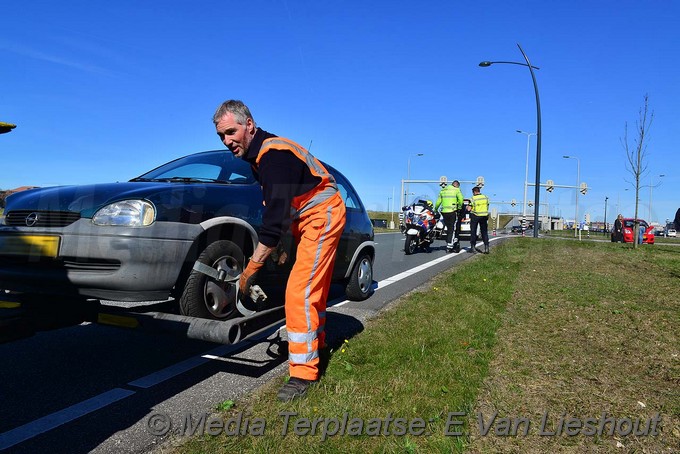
top-left (458, 199), bottom-right (481, 239)
top-left (668, 229), bottom-right (677, 238)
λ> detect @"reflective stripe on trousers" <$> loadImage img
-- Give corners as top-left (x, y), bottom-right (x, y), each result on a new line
top-left (285, 192), bottom-right (346, 380)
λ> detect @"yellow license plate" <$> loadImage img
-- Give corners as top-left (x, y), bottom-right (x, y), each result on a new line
top-left (0, 235), bottom-right (60, 258)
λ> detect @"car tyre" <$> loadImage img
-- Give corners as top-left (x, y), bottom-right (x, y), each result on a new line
top-left (345, 253), bottom-right (373, 301)
top-left (179, 240), bottom-right (244, 320)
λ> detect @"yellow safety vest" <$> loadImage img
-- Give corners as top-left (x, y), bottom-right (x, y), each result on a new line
top-left (435, 186), bottom-right (463, 213)
top-left (471, 194), bottom-right (489, 216)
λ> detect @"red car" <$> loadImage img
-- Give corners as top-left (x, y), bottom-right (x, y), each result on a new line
top-left (621, 218), bottom-right (655, 244)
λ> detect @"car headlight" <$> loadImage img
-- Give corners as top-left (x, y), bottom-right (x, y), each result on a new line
top-left (92, 200), bottom-right (156, 227)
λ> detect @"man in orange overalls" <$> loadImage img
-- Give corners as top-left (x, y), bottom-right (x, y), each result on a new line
top-left (213, 100), bottom-right (346, 402)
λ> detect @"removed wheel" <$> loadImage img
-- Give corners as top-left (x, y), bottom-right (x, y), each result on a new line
top-left (179, 240), bottom-right (243, 320)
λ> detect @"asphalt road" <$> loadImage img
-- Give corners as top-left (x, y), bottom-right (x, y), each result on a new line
top-left (0, 232), bottom-right (507, 454)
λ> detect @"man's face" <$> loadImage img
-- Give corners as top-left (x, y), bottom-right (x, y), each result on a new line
top-left (215, 112), bottom-right (255, 158)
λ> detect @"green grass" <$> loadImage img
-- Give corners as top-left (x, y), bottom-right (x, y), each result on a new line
top-left (171, 239), bottom-right (679, 453)
top-left (544, 228), bottom-right (680, 245)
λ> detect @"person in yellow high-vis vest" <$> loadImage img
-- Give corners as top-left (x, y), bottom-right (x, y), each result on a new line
top-left (467, 186), bottom-right (490, 254)
top-left (213, 100), bottom-right (346, 402)
top-left (435, 180), bottom-right (463, 252)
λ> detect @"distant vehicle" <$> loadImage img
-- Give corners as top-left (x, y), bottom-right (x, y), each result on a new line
top-left (371, 219), bottom-right (388, 228)
top-left (667, 228), bottom-right (677, 238)
top-left (510, 225), bottom-right (524, 234)
top-left (613, 218), bottom-right (655, 244)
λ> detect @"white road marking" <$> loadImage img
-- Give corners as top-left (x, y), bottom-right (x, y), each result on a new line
top-left (127, 344), bottom-right (238, 389)
top-left (0, 388), bottom-right (135, 451)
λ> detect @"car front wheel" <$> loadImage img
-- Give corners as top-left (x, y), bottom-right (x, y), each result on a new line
top-left (179, 240), bottom-right (243, 320)
top-left (345, 253), bottom-right (373, 301)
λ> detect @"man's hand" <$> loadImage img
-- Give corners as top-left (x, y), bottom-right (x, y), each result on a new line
top-left (275, 251), bottom-right (288, 265)
top-left (270, 241), bottom-right (289, 266)
top-left (239, 259), bottom-right (265, 298)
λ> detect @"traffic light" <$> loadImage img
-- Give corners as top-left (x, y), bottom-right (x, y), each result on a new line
top-left (0, 122), bottom-right (17, 134)
top-left (510, 198), bottom-right (517, 207)
top-left (528, 200), bottom-right (534, 207)
top-left (546, 179), bottom-right (554, 192)
top-left (580, 182), bottom-right (588, 195)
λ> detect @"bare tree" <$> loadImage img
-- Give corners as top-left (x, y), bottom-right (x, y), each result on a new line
top-left (621, 94), bottom-right (653, 249)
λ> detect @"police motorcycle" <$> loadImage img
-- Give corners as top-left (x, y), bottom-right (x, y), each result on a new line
top-left (402, 195), bottom-right (442, 255)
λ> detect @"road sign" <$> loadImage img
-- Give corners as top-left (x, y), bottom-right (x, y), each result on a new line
top-left (546, 179), bottom-right (554, 192)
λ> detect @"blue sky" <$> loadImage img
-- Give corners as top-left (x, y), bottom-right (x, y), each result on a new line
top-left (2, 0), bottom-right (678, 225)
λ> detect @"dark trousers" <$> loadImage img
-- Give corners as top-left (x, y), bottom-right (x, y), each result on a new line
top-left (442, 211), bottom-right (459, 245)
top-left (454, 209), bottom-right (463, 240)
top-left (470, 214), bottom-right (489, 247)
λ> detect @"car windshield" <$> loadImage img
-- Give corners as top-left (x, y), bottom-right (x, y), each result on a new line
top-left (624, 220), bottom-right (648, 228)
top-left (132, 151), bottom-right (256, 185)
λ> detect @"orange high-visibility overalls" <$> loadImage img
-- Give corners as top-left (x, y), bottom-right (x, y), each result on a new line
top-left (256, 138), bottom-right (346, 381)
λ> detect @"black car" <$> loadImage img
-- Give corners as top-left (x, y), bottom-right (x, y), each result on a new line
top-left (0, 150), bottom-right (375, 320)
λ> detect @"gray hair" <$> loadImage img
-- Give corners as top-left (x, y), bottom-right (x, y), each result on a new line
top-left (212, 100), bottom-right (256, 126)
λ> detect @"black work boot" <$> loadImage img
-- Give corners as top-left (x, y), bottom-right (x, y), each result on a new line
top-left (484, 244), bottom-right (489, 254)
top-left (468, 244), bottom-right (476, 253)
top-left (318, 346), bottom-right (331, 376)
top-left (453, 240), bottom-right (460, 253)
top-left (277, 377), bottom-right (315, 402)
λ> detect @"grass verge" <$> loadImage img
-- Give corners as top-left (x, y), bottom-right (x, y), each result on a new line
top-left (470, 240), bottom-right (679, 453)
top-left (169, 239), bottom-right (678, 453)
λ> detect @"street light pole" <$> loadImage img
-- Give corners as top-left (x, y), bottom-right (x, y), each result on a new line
top-left (391, 187), bottom-right (395, 228)
top-left (404, 153), bottom-right (424, 207)
top-left (563, 155), bottom-right (580, 237)
top-left (604, 196), bottom-right (609, 235)
top-left (516, 130), bottom-right (535, 230)
top-left (480, 43), bottom-right (542, 237)
top-left (649, 174), bottom-right (665, 222)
